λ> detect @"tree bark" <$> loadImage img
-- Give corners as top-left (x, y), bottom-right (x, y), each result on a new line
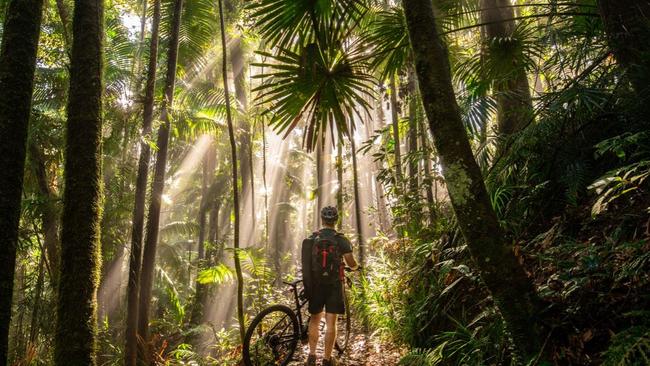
top-left (189, 145), bottom-right (215, 328)
top-left (389, 77), bottom-right (403, 185)
top-left (480, 0), bottom-right (533, 141)
top-left (407, 67), bottom-right (419, 199)
top-left (230, 36), bottom-right (255, 225)
top-left (598, 0), bottom-right (650, 96)
top-left (218, 0), bottom-right (246, 343)
top-left (402, 0), bottom-right (543, 360)
top-left (54, 0), bottom-right (103, 363)
top-left (28, 254), bottom-right (45, 345)
top-left (124, 0), bottom-right (161, 364)
top-left (349, 132), bottom-right (364, 266)
top-left (138, 0), bottom-right (183, 346)
top-left (419, 120), bottom-right (437, 225)
top-left (29, 143), bottom-right (60, 285)
top-left (0, 0), bottom-right (44, 363)
top-left (336, 141), bottom-right (344, 231)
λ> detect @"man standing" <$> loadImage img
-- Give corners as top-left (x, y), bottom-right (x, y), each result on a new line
top-left (301, 206), bottom-right (359, 366)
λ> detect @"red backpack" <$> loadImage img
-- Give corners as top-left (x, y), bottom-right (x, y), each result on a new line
top-left (310, 231), bottom-right (343, 285)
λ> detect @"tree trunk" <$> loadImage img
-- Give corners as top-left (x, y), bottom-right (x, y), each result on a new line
top-left (598, 0), bottom-right (650, 96)
top-left (218, 0), bottom-right (246, 343)
top-left (28, 254), bottom-right (45, 345)
top-left (480, 0), bottom-right (533, 140)
top-left (419, 120), bottom-right (437, 225)
top-left (190, 145), bottom-right (215, 327)
top-left (407, 67), bottom-right (419, 199)
top-left (138, 0), bottom-right (183, 346)
top-left (402, 0), bottom-right (543, 360)
top-left (54, 0), bottom-right (103, 363)
top-left (230, 36), bottom-right (255, 225)
top-left (0, 0), bottom-right (44, 363)
top-left (389, 77), bottom-right (403, 185)
top-left (124, 1), bottom-right (161, 363)
top-left (336, 141), bottom-right (344, 230)
top-left (55, 0), bottom-right (71, 49)
top-left (29, 143), bottom-right (60, 285)
top-left (349, 132), bottom-right (364, 266)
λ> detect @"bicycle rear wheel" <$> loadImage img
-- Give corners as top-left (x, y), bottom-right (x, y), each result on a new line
top-left (243, 304), bottom-right (300, 366)
top-left (334, 287), bottom-right (351, 356)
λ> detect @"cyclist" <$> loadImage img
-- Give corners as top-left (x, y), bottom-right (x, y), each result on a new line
top-left (301, 206), bottom-right (359, 366)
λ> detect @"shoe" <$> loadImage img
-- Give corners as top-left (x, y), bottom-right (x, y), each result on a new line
top-left (322, 357), bottom-right (337, 366)
top-left (306, 354), bottom-right (317, 366)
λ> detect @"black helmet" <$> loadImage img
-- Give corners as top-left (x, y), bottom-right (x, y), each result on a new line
top-left (321, 206), bottom-right (338, 221)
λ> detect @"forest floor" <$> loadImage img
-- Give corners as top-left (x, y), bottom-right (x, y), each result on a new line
top-left (289, 322), bottom-right (404, 365)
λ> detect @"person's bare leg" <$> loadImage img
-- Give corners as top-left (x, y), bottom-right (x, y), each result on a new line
top-left (308, 312), bottom-right (323, 356)
top-left (323, 313), bottom-right (338, 360)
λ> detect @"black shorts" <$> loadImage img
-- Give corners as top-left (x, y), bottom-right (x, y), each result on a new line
top-left (308, 282), bottom-right (345, 315)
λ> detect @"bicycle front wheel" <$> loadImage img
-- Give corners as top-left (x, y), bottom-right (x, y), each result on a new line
top-left (243, 304), bottom-right (300, 366)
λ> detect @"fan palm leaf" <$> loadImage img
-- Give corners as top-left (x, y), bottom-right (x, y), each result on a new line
top-left (247, 0), bottom-right (367, 50)
top-left (252, 41), bottom-right (374, 150)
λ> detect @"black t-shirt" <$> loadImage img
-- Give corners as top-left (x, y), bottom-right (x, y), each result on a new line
top-left (301, 228), bottom-right (353, 297)
top-left (319, 228), bottom-right (353, 254)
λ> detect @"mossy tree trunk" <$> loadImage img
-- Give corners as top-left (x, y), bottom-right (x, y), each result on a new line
top-left (598, 0), bottom-right (650, 97)
top-left (124, 0), bottom-right (160, 364)
top-left (54, 0), bottom-right (104, 363)
top-left (480, 0), bottom-right (533, 141)
top-left (0, 0), bottom-right (44, 363)
top-left (402, 0), bottom-right (543, 361)
top-left (138, 0), bottom-right (183, 349)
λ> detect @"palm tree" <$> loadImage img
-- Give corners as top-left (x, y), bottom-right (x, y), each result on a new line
top-left (0, 0), bottom-right (44, 363)
top-left (124, 0), bottom-right (161, 364)
top-left (597, 0), bottom-right (650, 97)
top-left (401, 0), bottom-right (544, 361)
top-left (249, 0), bottom-right (371, 150)
top-left (479, 0), bottom-right (534, 140)
top-left (218, 0), bottom-right (246, 343)
top-left (54, 0), bottom-right (104, 363)
top-left (138, 0), bottom-right (184, 347)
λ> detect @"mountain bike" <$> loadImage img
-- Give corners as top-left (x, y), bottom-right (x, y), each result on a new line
top-left (242, 271), bottom-right (354, 366)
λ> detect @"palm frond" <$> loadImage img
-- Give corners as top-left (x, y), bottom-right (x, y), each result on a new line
top-left (252, 41), bottom-right (375, 150)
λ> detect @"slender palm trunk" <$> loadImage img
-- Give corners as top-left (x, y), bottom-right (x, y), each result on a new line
top-left (218, 0), bottom-right (246, 343)
top-left (336, 141), bottom-right (344, 231)
top-left (54, 0), bottom-right (103, 363)
top-left (402, 0), bottom-right (543, 360)
top-left (419, 119), bottom-right (437, 224)
top-left (138, 0), bottom-right (183, 346)
top-left (480, 0), bottom-right (533, 140)
top-left (598, 0), bottom-right (650, 97)
top-left (29, 143), bottom-right (60, 284)
top-left (407, 67), bottom-right (419, 199)
top-left (124, 1), bottom-right (161, 363)
top-left (262, 121), bottom-right (269, 249)
top-left (55, 0), bottom-right (71, 49)
top-left (349, 131), bottom-right (364, 265)
top-left (0, 0), bottom-right (44, 363)
top-left (230, 37), bottom-right (255, 226)
top-left (389, 78), bottom-right (403, 185)
top-left (28, 254), bottom-right (45, 345)
top-left (190, 145), bottom-right (215, 327)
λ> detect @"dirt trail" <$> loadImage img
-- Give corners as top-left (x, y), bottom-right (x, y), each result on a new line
top-left (290, 327), bottom-right (403, 365)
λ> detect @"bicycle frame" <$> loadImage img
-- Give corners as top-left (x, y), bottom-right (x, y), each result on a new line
top-left (283, 279), bottom-right (309, 337)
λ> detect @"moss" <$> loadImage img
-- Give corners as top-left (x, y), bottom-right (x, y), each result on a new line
top-left (54, 0), bottom-right (104, 364)
top-left (443, 161), bottom-right (473, 206)
top-left (0, 0), bottom-right (44, 362)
